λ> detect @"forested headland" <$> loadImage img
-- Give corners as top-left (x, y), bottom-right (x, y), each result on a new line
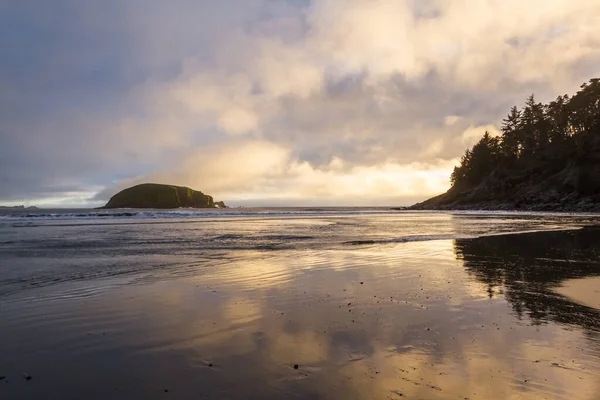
top-left (412, 79), bottom-right (600, 211)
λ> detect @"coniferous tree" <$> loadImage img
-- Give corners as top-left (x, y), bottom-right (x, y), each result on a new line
top-left (450, 78), bottom-right (600, 190)
top-left (501, 106), bottom-right (521, 159)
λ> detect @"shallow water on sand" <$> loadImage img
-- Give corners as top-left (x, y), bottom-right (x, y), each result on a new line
top-left (1, 210), bottom-right (600, 399)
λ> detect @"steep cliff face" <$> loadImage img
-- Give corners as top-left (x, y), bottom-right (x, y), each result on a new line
top-left (101, 183), bottom-right (221, 209)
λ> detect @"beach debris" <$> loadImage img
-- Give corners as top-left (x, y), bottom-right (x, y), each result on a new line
top-left (0, 376), bottom-right (5, 380)
top-left (293, 364), bottom-right (299, 369)
top-left (550, 362), bottom-right (569, 369)
top-left (23, 374), bottom-right (32, 381)
top-left (164, 389), bottom-right (169, 393)
top-left (208, 363), bottom-right (213, 367)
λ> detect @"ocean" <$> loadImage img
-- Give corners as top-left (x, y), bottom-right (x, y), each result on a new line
top-left (1, 208), bottom-right (599, 399)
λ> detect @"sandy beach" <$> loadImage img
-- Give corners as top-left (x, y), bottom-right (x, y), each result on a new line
top-left (1, 210), bottom-right (600, 399)
top-left (555, 276), bottom-right (600, 309)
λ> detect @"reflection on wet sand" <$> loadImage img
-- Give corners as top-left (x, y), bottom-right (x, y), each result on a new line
top-left (455, 227), bottom-right (600, 329)
top-left (2, 229), bottom-right (600, 399)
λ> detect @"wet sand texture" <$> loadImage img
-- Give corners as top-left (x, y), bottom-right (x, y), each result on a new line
top-left (555, 277), bottom-right (600, 309)
top-left (1, 213), bottom-right (600, 399)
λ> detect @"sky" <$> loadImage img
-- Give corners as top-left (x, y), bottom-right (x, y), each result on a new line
top-left (1, 0), bottom-right (599, 207)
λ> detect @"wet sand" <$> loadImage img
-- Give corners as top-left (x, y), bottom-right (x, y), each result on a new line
top-left (555, 277), bottom-right (600, 309)
top-left (1, 212), bottom-right (600, 399)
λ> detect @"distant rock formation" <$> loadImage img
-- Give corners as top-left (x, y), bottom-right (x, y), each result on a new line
top-left (100, 183), bottom-right (225, 209)
top-left (214, 201), bottom-right (227, 208)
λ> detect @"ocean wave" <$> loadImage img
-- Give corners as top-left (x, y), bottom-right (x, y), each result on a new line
top-left (342, 228), bottom-right (580, 245)
top-left (2, 207), bottom-right (597, 222)
top-left (343, 234), bottom-right (469, 245)
top-left (0, 209), bottom-right (393, 221)
top-left (0, 211), bottom-right (221, 220)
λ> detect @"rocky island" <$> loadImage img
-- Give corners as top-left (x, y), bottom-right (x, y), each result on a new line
top-left (411, 78), bottom-right (600, 212)
top-left (100, 183), bottom-right (226, 209)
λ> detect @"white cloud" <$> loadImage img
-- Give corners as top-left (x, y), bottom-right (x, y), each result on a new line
top-left (444, 116), bottom-right (462, 126)
top-left (2, 0), bottom-right (600, 204)
top-left (459, 125), bottom-right (502, 147)
top-left (217, 108), bottom-right (260, 135)
top-left (99, 140), bottom-right (456, 206)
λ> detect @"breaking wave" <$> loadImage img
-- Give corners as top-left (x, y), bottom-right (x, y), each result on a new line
top-left (343, 234), bottom-right (473, 245)
top-left (0, 209), bottom-right (393, 221)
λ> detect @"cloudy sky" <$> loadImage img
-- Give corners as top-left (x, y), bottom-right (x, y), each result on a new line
top-left (1, 0), bottom-right (599, 207)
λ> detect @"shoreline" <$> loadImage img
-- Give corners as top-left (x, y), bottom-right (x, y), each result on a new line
top-left (407, 193), bottom-right (600, 213)
top-left (554, 276), bottom-right (600, 309)
top-left (407, 203), bottom-right (600, 212)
